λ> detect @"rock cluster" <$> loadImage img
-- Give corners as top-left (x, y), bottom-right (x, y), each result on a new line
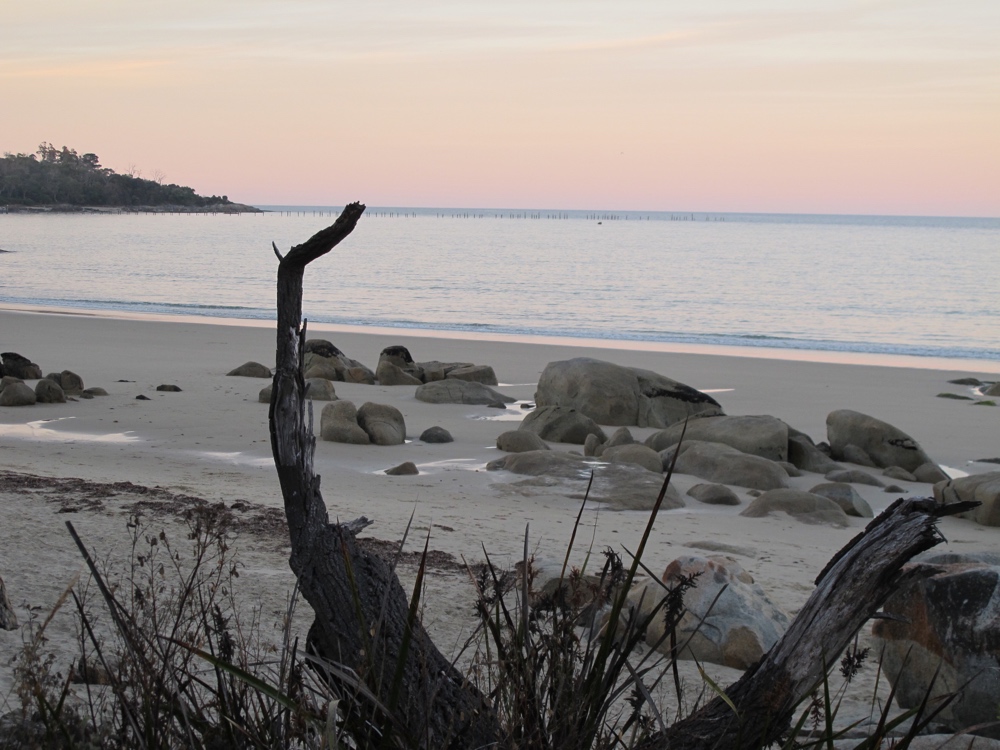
top-left (375, 344), bottom-right (498, 387)
top-left (319, 400), bottom-right (406, 446)
top-left (0, 352), bottom-right (105, 407)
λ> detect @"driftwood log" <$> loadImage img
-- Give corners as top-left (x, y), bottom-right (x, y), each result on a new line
top-left (269, 206), bottom-right (978, 749)
top-left (0, 574), bottom-right (16, 630)
top-left (268, 203), bottom-right (499, 747)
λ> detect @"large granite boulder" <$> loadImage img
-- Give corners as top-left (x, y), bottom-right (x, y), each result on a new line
top-left (446, 365), bottom-right (498, 386)
top-left (934, 472), bottom-right (1000, 527)
top-left (487, 450), bottom-right (592, 479)
top-left (600, 444), bottom-right (663, 474)
top-left (646, 415), bottom-right (788, 461)
top-left (304, 378), bottom-right (337, 401)
top-left (824, 468), bottom-right (885, 488)
top-left (415, 380), bottom-right (513, 406)
top-left (827, 410), bottom-right (937, 473)
top-left (808, 482), bottom-right (874, 518)
top-left (1, 352), bottom-right (42, 380)
top-left (376, 360), bottom-right (423, 386)
top-left (34, 379), bottom-right (66, 403)
top-left (627, 555), bottom-right (789, 669)
top-left (227, 361), bottom-right (272, 378)
top-left (303, 339), bottom-right (376, 383)
top-left (519, 406), bottom-right (607, 445)
top-left (0, 382), bottom-right (36, 407)
top-left (418, 426), bottom-right (453, 443)
top-left (356, 402), bottom-right (406, 446)
top-left (44, 370), bottom-right (84, 394)
top-left (687, 483), bottom-right (740, 506)
top-left (534, 358), bottom-right (723, 428)
top-left (0, 376), bottom-right (23, 392)
top-left (320, 400), bottom-right (370, 445)
top-left (664, 440), bottom-right (790, 491)
top-left (740, 489), bottom-right (850, 526)
top-left (984, 382), bottom-right (1000, 397)
top-left (873, 552), bottom-right (1000, 738)
top-left (787, 434), bottom-right (841, 474)
top-left (496, 431), bottom-right (550, 453)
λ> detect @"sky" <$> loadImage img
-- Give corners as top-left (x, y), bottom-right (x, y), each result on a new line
top-left (2, 0), bottom-right (998, 215)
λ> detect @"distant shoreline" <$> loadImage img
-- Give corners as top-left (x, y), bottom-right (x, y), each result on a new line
top-left (1, 202), bottom-right (263, 214)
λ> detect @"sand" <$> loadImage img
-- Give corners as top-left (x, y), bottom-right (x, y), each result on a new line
top-left (1, 306), bottom-right (999, 729)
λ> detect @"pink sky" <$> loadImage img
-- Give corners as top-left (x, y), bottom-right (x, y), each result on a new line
top-left (2, 1), bottom-right (998, 215)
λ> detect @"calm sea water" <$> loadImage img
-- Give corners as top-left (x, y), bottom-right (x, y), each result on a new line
top-left (1, 207), bottom-right (998, 363)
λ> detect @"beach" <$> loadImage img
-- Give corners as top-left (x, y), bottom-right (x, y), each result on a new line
top-left (2, 306), bottom-right (999, 728)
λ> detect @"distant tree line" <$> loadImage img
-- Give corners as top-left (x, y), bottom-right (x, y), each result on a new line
top-left (0, 143), bottom-right (233, 207)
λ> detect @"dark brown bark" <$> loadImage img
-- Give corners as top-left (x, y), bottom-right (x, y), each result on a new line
top-left (268, 203), bottom-right (498, 748)
top-left (638, 496), bottom-right (978, 750)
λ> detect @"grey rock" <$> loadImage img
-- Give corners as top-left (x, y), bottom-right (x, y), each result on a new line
top-left (419, 426), bottom-right (453, 443)
top-left (741, 489), bottom-right (851, 526)
top-left (0, 382), bottom-right (36, 406)
top-left (357, 402), bottom-right (406, 446)
top-left (376, 360), bottom-right (423, 386)
top-left (646, 415), bottom-right (789, 461)
top-left (777, 461), bottom-right (801, 477)
top-left (414, 379), bottom-right (514, 405)
top-left (135, 394), bottom-right (150, 400)
top-left (82, 387), bottom-right (108, 397)
top-left (304, 340), bottom-right (375, 382)
top-left (258, 384), bottom-right (272, 403)
top-left (935, 472), bottom-right (1000, 527)
top-left (496, 431), bottom-right (550, 453)
top-left (948, 377), bottom-right (983, 386)
top-left (873, 556), bottom-right (1000, 738)
top-left (320, 400), bottom-right (370, 445)
top-left (227, 361), bottom-right (272, 378)
top-left (914, 462), bottom-right (949, 484)
top-left (883, 466), bottom-right (917, 482)
top-left (518, 405), bottom-right (607, 445)
top-left (534, 357), bottom-right (722, 428)
top-left (827, 409), bottom-right (937, 473)
top-left (883, 484), bottom-right (907, 493)
top-left (985, 382), bottom-right (1000, 397)
top-left (0, 352), bottom-right (42, 379)
top-left (304, 378), bottom-right (337, 401)
top-left (156, 384), bottom-right (182, 392)
top-left (808, 482), bottom-right (874, 518)
top-left (665, 440), bottom-right (790, 491)
top-left (600, 444), bottom-right (663, 474)
top-left (385, 461), bottom-right (419, 476)
top-left (627, 555), bottom-right (788, 669)
top-left (825, 468), bottom-right (886, 487)
top-left (304, 361), bottom-right (343, 381)
top-left (0, 375), bottom-right (23, 391)
top-left (787, 434), bottom-right (842, 474)
top-left (446, 364), bottom-right (498, 386)
top-left (687, 483), bottom-right (740, 506)
top-left (604, 426), bottom-right (635, 449)
top-left (840, 443), bottom-right (876, 467)
top-left (34, 379), bottom-right (66, 403)
top-left (344, 366), bottom-right (376, 385)
top-left (583, 432), bottom-right (604, 457)
top-left (45, 370), bottom-right (84, 394)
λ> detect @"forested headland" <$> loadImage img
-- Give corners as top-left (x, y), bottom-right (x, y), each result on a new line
top-left (0, 143), bottom-right (259, 212)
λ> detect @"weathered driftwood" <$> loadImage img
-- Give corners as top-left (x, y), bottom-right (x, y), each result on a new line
top-left (269, 206), bottom-right (977, 749)
top-left (268, 203), bottom-right (498, 748)
top-left (0, 574), bottom-right (17, 630)
top-left (639, 496), bottom-right (978, 750)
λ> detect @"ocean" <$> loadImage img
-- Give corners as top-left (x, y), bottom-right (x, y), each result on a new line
top-left (1, 206), bottom-right (998, 365)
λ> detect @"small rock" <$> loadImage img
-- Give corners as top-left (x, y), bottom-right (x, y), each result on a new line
top-left (156, 384), bottom-right (182, 392)
top-left (136, 394), bottom-right (151, 400)
top-left (687, 483), bottom-right (740, 506)
top-left (808, 482), bottom-right (874, 518)
top-left (825, 468), bottom-right (886, 487)
top-left (883, 484), bottom-right (907, 493)
top-left (385, 461), bottom-right (419, 476)
top-left (948, 377), bottom-right (982, 386)
top-left (913, 462), bottom-right (949, 483)
top-left (937, 392), bottom-right (973, 400)
top-left (883, 466), bottom-right (916, 482)
top-left (497, 431), bottom-right (550, 453)
top-left (419, 426), bottom-right (453, 443)
top-left (227, 361), bottom-right (272, 378)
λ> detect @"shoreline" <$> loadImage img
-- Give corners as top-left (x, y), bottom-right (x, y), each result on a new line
top-left (4, 301), bottom-right (1000, 375)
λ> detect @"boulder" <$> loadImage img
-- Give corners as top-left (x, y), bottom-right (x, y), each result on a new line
top-left (496, 431), bottom-right (550, 453)
top-left (807, 482), bottom-right (874, 518)
top-left (357, 402), bottom-right (406, 446)
top-left (303, 361), bottom-right (342, 381)
top-left (646, 415), bottom-right (789, 462)
top-left (583, 433), bottom-right (604, 457)
top-left (827, 409), bottom-right (937, 473)
top-left (156, 384), bottom-right (182, 392)
top-left (518, 405), bottom-right (607, 445)
top-left (0, 375), bottom-right (23, 391)
top-left (741, 489), bottom-right (850, 526)
top-left (665, 440), bottom-right (790, 491)
top-left (227, 361), bottom-right (272, 378)
top-left (787, 434), bottom-right (841, 474)
top-left (487, 450), bottom-right (594, 480)
top-left (840, 443), bottom-right (876, 467)
top-left (824, 468), bottom-right (885, 487)
top-left (304, 378), bottom-right (337, 401)
top-left (687, 483), bottom-right (740, 506)
top-left (984, 382), bottom-right (1000, 397)
top-left (604, 426), bottom-right (635, 449)
top-left (935, 472), bottom-right (1000, 527)
top-left (446, 365), bottom-right (498, 386)
top-left (320, 400), bottom-right (370, 445)
top-left (534, 358), bottom-right (723, 428)
top-left (415, 380), bottom-right (514, 406)
top-left (344, 366), bottom-right (376, 385)
top-left (914, 462), bottom-right (949, 484)
top-left (45, 370), bottom-right (84, 394)
top-left (304, 340), bottom-right (376, 382)
top-left (385, 461), bottom-right (419, 476)
top-left (0, 352), bottom-right (42, 380)
top-left (600, 444), bottom-right (663, 474)
top-left (376, 360), bottom-right (423, 386)
top-left (883, 466), bottom-right (917, 482)
top-left (81, 387), bottom-right (108, 398)
top-left (0, 575), bottom-right (16, 630)
top-left (0, 382), bottom-right (36, 407)
top-left (419, 426), bottom-right (453, 443)
top-left (34, 379), bottom-right (66, 403)
top-left (777, 461), bottom-right (801, 477)
top-left (873, 552), bottom-right (1000, 739)
top-left (258, 384), bottom-right (272, 403)
top-left (627, 555), bottom-right (789, 669)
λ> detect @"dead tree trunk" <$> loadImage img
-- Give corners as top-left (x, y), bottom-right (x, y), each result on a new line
top-left (639, 496), bottom-right (977, 750)
top-left (269, 205), bottom-right (977, 750)
top-left (268, 203), bottom-right (499, 748)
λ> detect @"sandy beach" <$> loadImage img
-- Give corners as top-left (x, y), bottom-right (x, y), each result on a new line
top-left (2, 306), bottom-right (999, 730)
